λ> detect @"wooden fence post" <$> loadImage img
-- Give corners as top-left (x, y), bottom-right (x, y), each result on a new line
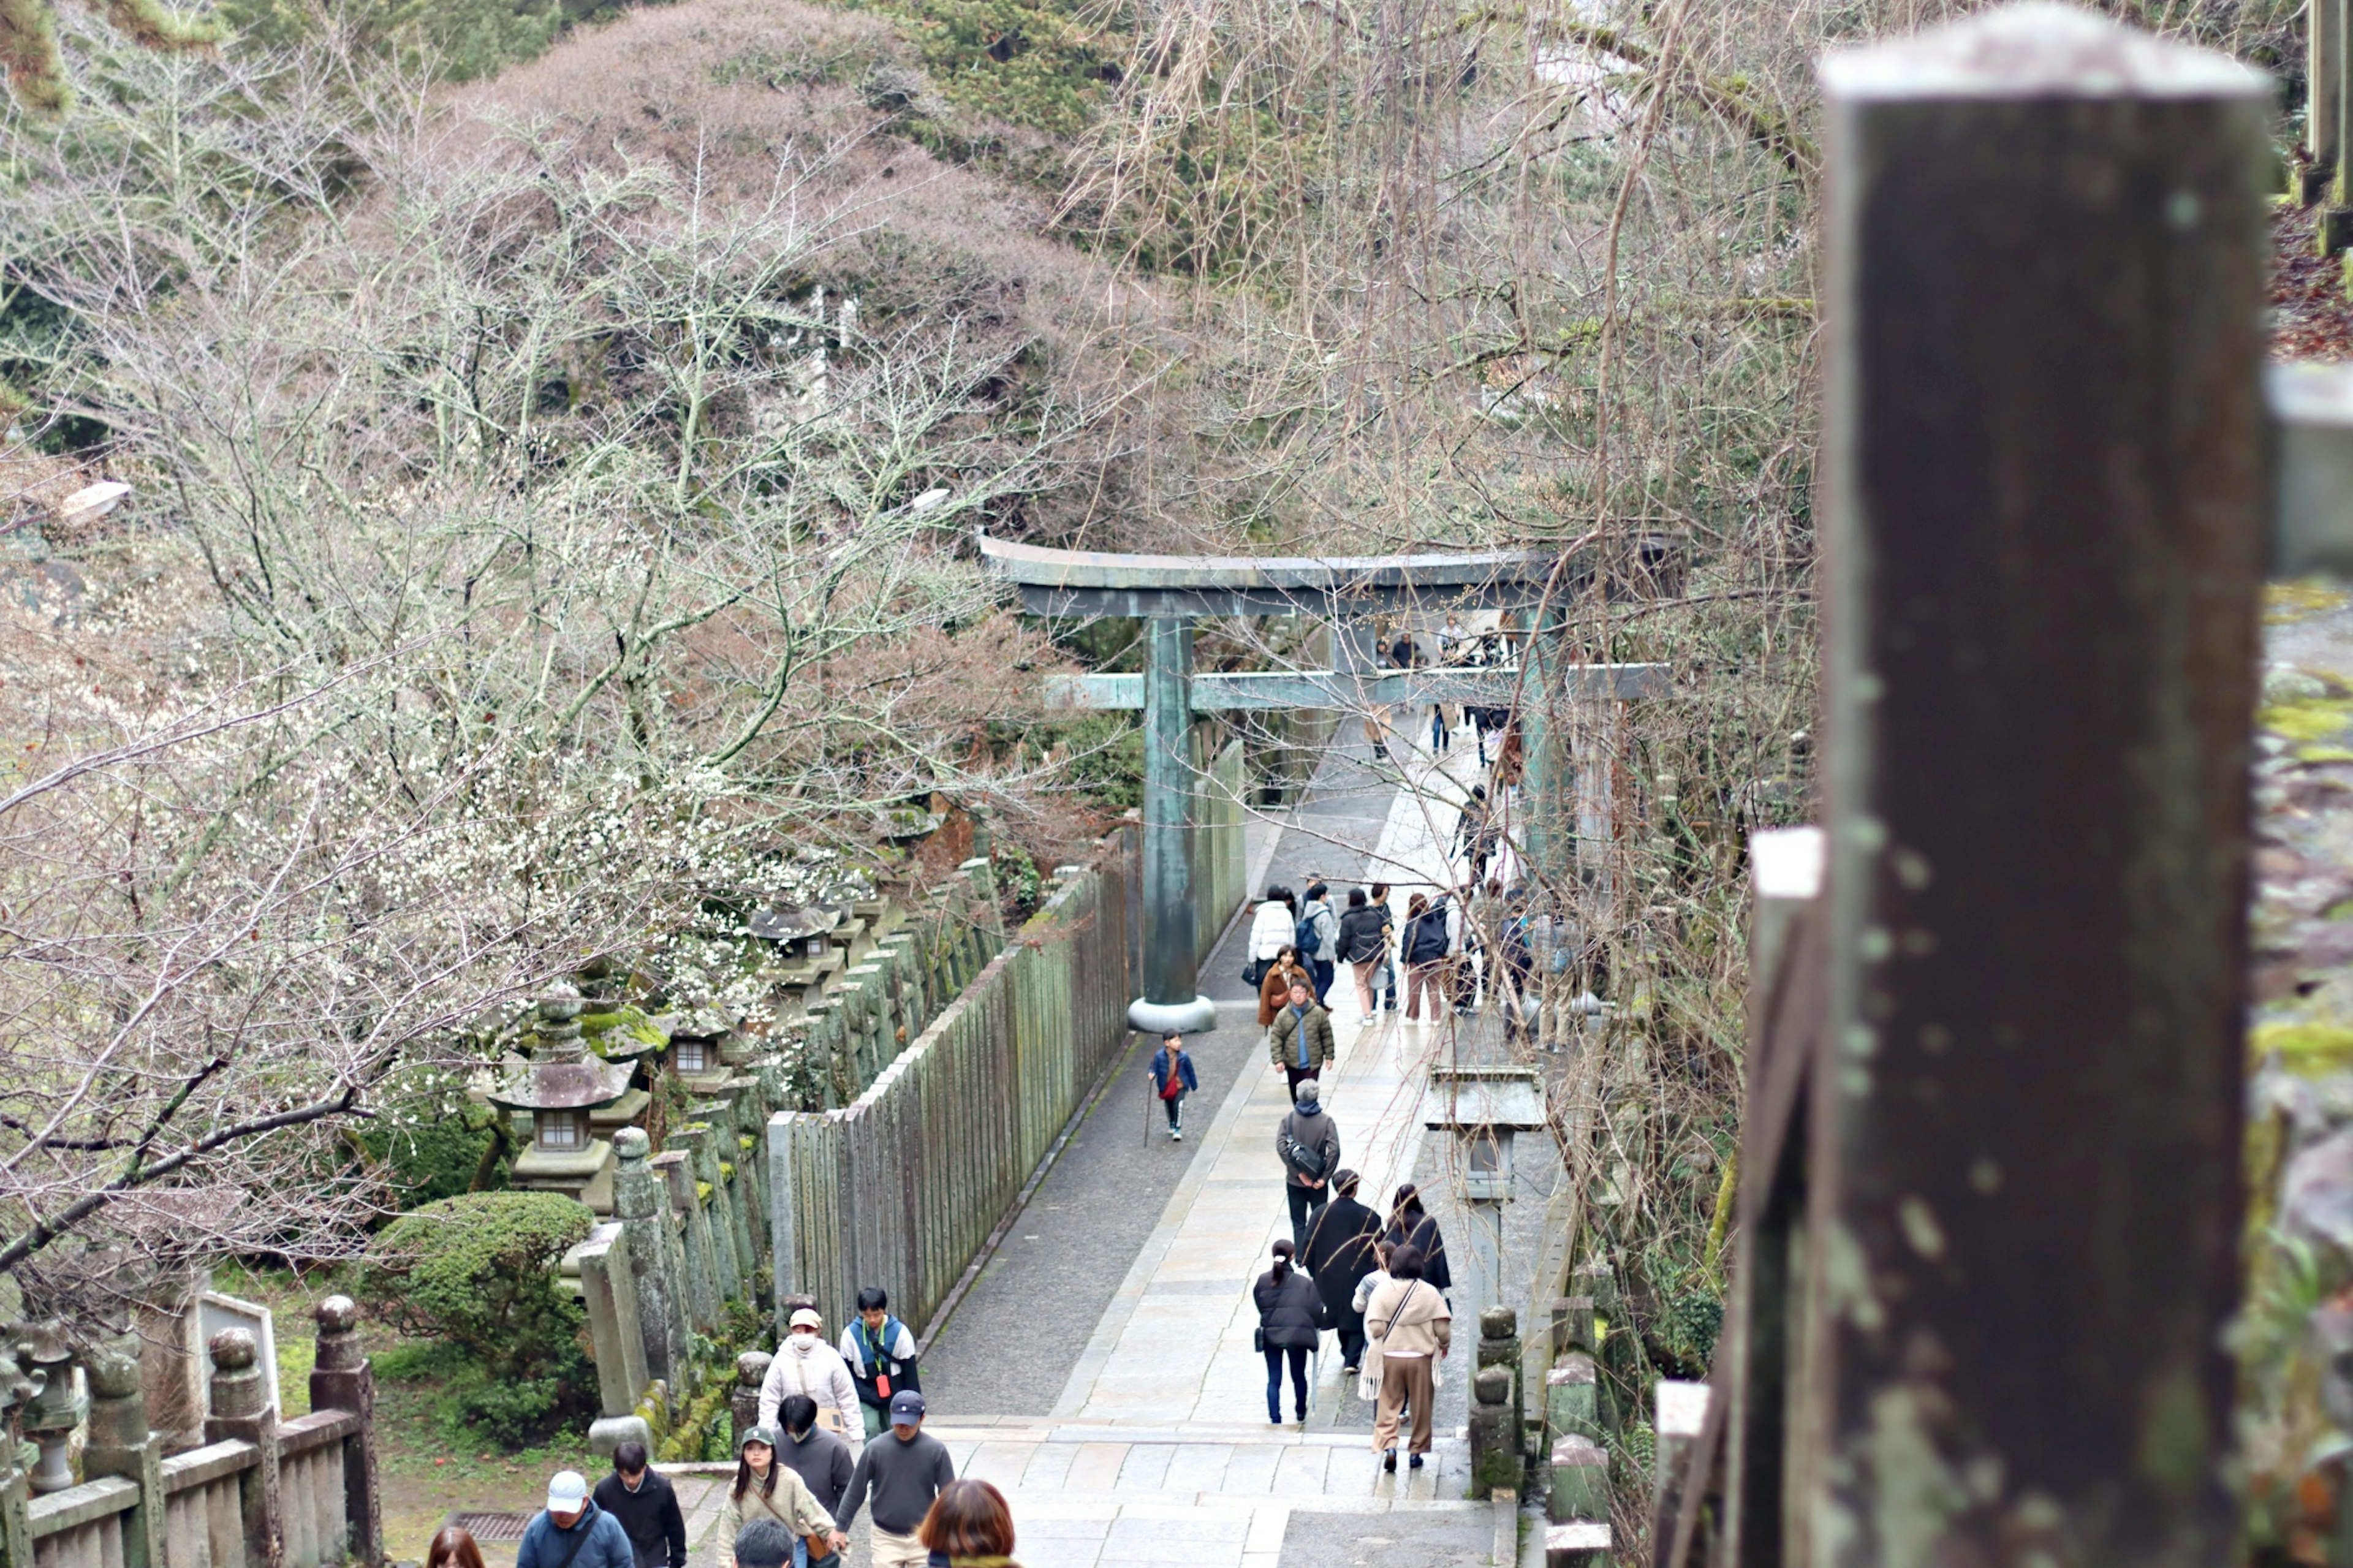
top-left (1808, 9), bottom-right (2266, 1568)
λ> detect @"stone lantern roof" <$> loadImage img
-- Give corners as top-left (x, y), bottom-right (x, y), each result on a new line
top-left (485, 984), bottom-right (634, 1113)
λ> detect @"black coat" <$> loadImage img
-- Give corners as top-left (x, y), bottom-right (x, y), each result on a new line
top-left (1300, 1195), bottom-right (1384, 1331)
top-left (592, 1470), bottom-right (686, 1568)
top-left (1384, 1211), bottom-right (1453, 1292)
top-left (1336, 906), bottom-right (1387, 964)
top-left (1253, 1267), bottom-right (1324, 1350)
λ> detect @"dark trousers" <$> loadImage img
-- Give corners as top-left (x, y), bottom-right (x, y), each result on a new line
top-left (1287, 1183), bottom-right (1327, 1252)
top-left (1264, 1345), bottom-right (1309, 1422)
top-left (1311, 958), bottom-right (1335, 1006)
top-left (1284, 1063), bottom-right (1321, 1101)
top-left (1336, 1324), bottom-right (1366, 1369)
top-left (1161, 1088), bottom-right (1186, 1129)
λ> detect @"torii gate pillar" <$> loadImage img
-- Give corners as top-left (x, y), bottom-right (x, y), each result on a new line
top-left (1130, 618), bottom-right (1219, 1034)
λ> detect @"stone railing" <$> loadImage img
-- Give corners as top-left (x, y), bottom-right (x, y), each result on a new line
top-left (5, 1300), bottom-right (380, 1568)
top-left (765, 832), bottom-right (1136, 1338)
top-left (1188, 738), bottom-right (1247, 967)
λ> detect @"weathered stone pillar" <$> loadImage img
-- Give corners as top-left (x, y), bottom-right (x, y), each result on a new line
top-left (1468, 1365), bottom-right (1515, 1501)
top-left (1804, 12), bottom-right (2265, 1568)
top-left (615, 1129), bottom-right (686, 1385)
top-left (731, 1353), bottom-right (771, 1450)
top-left (653, 1149), bottom-right (719, 1332)
top-left (308, 1298), bottom-right (382, 1568)
top-left (82, 1336), bottom-right (162, 1568)
top-left (1471, 1305), bottom-right (1521, 1497)
top-left (205, 1329), bottom-right (282, 1568)
top-left (17, 1324), bottom-right (80, 1496)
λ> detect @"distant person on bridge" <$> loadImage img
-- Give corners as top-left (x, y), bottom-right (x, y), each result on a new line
top-left (1277, 1076), bottom-right (1341, 1251)
top-left (1151, 1031), bottom-right (1197, 1141)
top-left (1253, 1238), bottom-right (1322, 1428)
top-left (1267, 977), bottom-right (1335, 1104)
top-left (840, 1288), bottom-right (921, 1441)
top-left (1301, 1169), bottom-right (1384, 1374)
top-left (1298, 882), bottom-right (1339, 1005)
top-left (716, 1428), bottom-right (844, 1568)
top-left (837, 1391), bottom-right (957, 1568)
top-left (1256, 944), bottom-right (1314, 1028)
top-left (1245, 887), bottom-right (1296, 986)
top-left (774, 1396), bottom-right (855, 1524)
top-left (759, 1308), bottom-right (863, 1450)
top-left (1364, 1243), bottom-right (1452, 1472)
top-left (1337, 889), bottom-right (1389, 1020)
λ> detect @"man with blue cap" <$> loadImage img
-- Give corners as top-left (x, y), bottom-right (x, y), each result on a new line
top-left (834, 1390), bottom-right (955, 1568)
top-left (517, 1471), bottom-right (632, 1568)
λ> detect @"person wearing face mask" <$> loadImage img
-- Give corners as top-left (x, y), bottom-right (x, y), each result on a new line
top-left (759, 1306), bottom-right (863, 1451)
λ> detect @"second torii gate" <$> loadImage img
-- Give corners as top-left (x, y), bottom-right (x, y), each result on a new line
top-left (977, 534), bottom-right (1667, 1034)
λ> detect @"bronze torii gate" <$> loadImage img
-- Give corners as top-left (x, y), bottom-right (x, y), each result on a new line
top-left (977, 534), bottom-right (1667, 1033)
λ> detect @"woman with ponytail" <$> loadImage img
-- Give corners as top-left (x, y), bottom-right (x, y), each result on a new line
top-left (1252, 1237), bottom-right (1324, 1426)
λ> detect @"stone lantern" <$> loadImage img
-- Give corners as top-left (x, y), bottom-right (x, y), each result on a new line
top-left (488, 983), bottom-right (635, 1213)
top-left (17, 1320), bottom-right (83, 1493)
top-left (1423, 1066), bottom-right (1549, 1323)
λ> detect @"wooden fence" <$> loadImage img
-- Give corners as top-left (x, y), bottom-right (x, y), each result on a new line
top-left (7, 1301), bottom-right (381, 1568)
top-left (766, 828), bottom-right (1142, 1337)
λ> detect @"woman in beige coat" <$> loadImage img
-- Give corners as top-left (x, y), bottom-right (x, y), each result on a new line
top-left (1362, 1243), bottom-right (1450, 1471)
top-left (716, 1427), bottom-right (845, 1568)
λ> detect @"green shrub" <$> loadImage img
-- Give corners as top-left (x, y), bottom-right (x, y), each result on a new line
top-left (351, 1065), bottom-right (508, 1210)
top-left (363, 1192), bottom-right (597, 1446)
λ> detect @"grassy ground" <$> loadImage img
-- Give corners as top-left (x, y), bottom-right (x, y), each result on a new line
top-left (218, 1267), bottom-right (596, 1566)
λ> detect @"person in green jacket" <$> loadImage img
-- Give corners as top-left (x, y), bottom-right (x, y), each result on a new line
top-left (1267, 977), bottom-right (1336, 1102)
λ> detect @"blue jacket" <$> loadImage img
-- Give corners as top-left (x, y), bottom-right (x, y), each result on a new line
top-left (517, 1502), bottom-right (634, 1568)
top-left (1151, 1046), bottom-right (1198, 1095)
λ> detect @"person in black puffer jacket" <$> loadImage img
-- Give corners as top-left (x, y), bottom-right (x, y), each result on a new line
top-left (1254, 1238), bottom-right (1324, 1426)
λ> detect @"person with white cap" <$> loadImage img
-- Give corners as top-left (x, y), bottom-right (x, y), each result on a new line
top-left (835, 1390), bottom-right (955, 1568)
top-left (716, 1426), bottom-right (845, 1568)
top-left (515, 1471), bottom-right (632, 1568)
top-left (758, 1305), bottom-right (863, 1450)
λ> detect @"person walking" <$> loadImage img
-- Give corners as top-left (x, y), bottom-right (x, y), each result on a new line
top-left (1453, 786), bottom-right (1495, 888)
top-left (773, 1396), bottom-right (856, 1522)
top-left (919, 1479), bottom-right (1023, 1568)
top-left (427, 1528), bottom-right (488, 1568)
top-left (1253, 1238), bottom-right (1322, 1427)
top-left (1299, 882), bottom-right (1339, 1006)
top-left (838, 1289), bottom-right (921, 1441)
top-left (1383, 1183), bottom-right (1453, 1297)
top-left (1246, 887), bottom-right (1296, 985)
top-left (1336, 890), bottom-right (1388, 1020)
top-left (1300, 1170), bottom-right (1384, 1374)
top-left (593, 1442), bottom-right (686, 1568)
top-left (1368, 884), bottom-right (1398, 1014)
top-left (1257, 944), bottom-right (1314, 1028)
top-left (837, 1391), bottom-right (958, 1568)
top-left (716, 1428), bottom-right (844, 1568)
top-left (1267, 977), bottom-right (1336, 1103)
top-left (517, 1472), bottom-right (634, 1568)
top-left (1401, 893), bottom-right (1458, 1023)
top-left (1352, 1240), bottom-right (1396, 1403)
top-left (1364, 1244), bottom-right (1452, 1472)
top-left (1276, 1077), bottom-right (1340, 1252)
top-left (1151, 1031), bottom-right (1197, 1140)
top-left (759, 1308), bottom-right (863, 1448)
top-left (1497, 889), bottom-right (1537, 1045)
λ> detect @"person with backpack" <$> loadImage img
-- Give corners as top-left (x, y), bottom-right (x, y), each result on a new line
top-left (1257, 944), bottom-right (1315, 1028)
top-left (1297, 882), bottom-right (1339, 1006)
top-left (1151, 1031), bottom-right (1198, 1140)
top-left (838, 1288), bottom-right (920, 1441)
top-left (1364, 1244), bottom-right (1452, 1472)
top-left (1336, 888), bottom-right (1389, 1020)
top-left (1267, 977), bottom-right (1335, 1103)
top-left (1401, 893), bottom-right (1457, 1023)
top-left (1245, 887), bottom-right (1296, 986)
top-left (1276, 1077), bottom-right (1341, 1252)
top-left (1252, 1238), bottom-right (1323, 1427)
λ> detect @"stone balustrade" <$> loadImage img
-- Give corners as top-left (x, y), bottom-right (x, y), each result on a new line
top-left (4, 1300), bottom-right (381, 1568)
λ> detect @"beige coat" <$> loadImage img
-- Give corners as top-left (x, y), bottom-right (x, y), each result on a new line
top-left (1363, 1276), bottom-right (1452, 1358)
top-left (714, 1467), bottom-right (833, 1567)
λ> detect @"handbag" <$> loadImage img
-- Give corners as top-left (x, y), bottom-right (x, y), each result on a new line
top-left (1254, 1325), bottom-right (1267, 1352)
top-left (1159, 1051), bottom-right (1185, 1100)
top-left (1244, 956), bottom-right (1268, 987)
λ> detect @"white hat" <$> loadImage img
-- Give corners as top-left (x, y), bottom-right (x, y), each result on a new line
top-left (788, 1308), bottom-right (822, 1331)
top-left (546, 1471), bottom-right (588, 1513)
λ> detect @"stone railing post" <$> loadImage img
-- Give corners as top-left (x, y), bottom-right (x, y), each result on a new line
top-left (0, 1343), bottom-right (31, 1568)
top-left (653, 1149), bottom-right (719, 1331)
top-left (308, 1298), bottom-right (382, 1568)
top-left (731, 1353), bottom-right (771, 1451)
top-left (1469, 1366), bottom-right (1515, 1501)
top-left (1471, 1306), bottom-right (1521, 1497)
top-left (17, 1324), bottom-right (81, 1497)
top-left (205, 1328), bottom-right (282, 1568)
top-left (83, 1335), bottom-right (164, 1568)
top-left (616, 1129), bottom-right (686, 1384)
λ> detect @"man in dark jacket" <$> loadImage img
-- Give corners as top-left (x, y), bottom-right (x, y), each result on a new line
top-left (1277, 1079), bottom-right (1341, 1252)
top-left (592, 1444), bottom-right (686, 1568)
top-left (1336, 890), bottom-right (1388, 1020)
top-left (774, 1395), bottom-right (856, 1521)
top-left (517, 1471), bottom-right (634, 1568)
top-left (1300, 1169), bottom-right (1384, 1372)
top-left (836, 1390), bottom-right (957, 1568)
top-left (1267, 979), bottom-right (1336, 1103)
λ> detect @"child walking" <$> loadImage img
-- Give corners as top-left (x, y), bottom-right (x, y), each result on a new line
top-left (1151, 1031), bottom-right (1199, 1141)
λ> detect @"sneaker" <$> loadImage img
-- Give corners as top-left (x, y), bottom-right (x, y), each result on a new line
top-left (1172, 1127), bottom-right (1183, 1142)
top-left (1409, 1454), bottom-right (1425, 1469)
top-left (1382, 1450), bottom-right (1397, 1473)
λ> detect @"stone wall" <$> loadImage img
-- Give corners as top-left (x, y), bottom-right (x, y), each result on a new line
top-left (765, 832), bottom-right (1136, 1338)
